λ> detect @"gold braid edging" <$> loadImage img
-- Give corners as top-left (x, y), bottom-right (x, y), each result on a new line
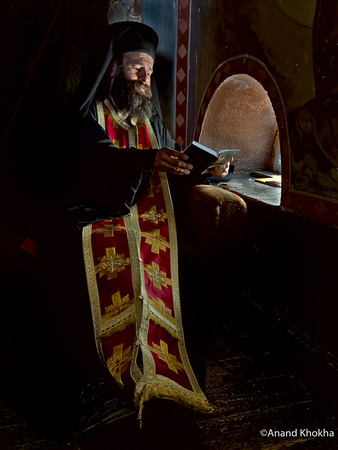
top-left (82, 223), bottom-right (105, 362)
top-left (159, 172), bottom-right (205, 395)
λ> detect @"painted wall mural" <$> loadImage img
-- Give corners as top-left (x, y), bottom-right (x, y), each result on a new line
top-left (288, 0), bottom-right (338, 199)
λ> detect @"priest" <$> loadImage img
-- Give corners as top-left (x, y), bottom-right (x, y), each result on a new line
top-left (65, 21), bottom-right (213, 423)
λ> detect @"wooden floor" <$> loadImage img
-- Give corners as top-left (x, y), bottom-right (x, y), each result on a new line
top-left (1, 294), bottom-right (338, 450)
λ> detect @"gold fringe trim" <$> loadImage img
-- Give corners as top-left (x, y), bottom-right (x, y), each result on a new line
top-left (148, 296), bottom-right (176, 326)
top-left (149, 311), bottom-right (179, 340)
top-left (101, 304), bottom-right (136, 338)
top-left (134, 375), bottom-right (215, 422)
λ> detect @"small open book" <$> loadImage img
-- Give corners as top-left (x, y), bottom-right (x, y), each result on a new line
top-left (183, 141), bottom-right (240, 174)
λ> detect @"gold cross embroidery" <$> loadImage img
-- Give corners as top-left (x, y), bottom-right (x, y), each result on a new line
top-left (144, 262), bottom-right (171, 289)
top-left (139, 205), bottom-right (167, 224)
top-left (95, 247), bottom-right (130, 280)
top-left (102, 291), bottom-right (132, 320)
top-left (148, 178), bottom-right (162, 197)
top-left (151, 340), bottom-right (184, 374)
top-left (141, 228), bottom-right (170, 254)
top-left (93, 222), bottom-right (125, 237)
top-left (106, 343), bottom-right (133, 388)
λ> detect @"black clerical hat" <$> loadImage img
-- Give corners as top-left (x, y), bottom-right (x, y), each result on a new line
top-left (111, 21), bottom-right (158, 60)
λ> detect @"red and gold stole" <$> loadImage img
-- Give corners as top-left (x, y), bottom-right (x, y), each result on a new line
top-left (82, 99), bottom-right (212, 420)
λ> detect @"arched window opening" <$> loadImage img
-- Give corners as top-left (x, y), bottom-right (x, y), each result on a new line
top-left (198, 73), bottom-right (282, 206)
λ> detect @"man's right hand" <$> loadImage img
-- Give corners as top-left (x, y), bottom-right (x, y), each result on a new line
top-left (153, 147), bottom-right (193, 175)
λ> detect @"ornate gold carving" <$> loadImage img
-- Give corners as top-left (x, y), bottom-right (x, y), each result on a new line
top-left (151, 340), bottom-right (184, 374)
top-left (139, 205), bottom-right (167, 223)
top-left (107, 343), bottom-right (133, 388)
top-left (95, 247), bottom-right (130, 280)
top-left (93, 222), bottom-right (126, 237)
top-left (141, 228), bottom-right (170, 254)
top-left (144, 262), bottom-right (172, 289)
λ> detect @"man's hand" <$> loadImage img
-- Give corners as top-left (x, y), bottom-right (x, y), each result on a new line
top-left (209, 158), bottom-right (234, 177)
top-left (153, 147), bottom-right (193, 175)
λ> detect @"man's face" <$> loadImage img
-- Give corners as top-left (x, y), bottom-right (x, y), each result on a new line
top-left (122, 51), bottom-right (154, 93)
top-left (110, 51), bottom-right (156, 120)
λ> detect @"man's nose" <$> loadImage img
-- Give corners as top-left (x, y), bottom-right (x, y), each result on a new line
top-left (138, 68), bottom-right (151, 85)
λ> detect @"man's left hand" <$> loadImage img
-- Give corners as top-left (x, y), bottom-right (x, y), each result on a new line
top-left (209, 158), bottom-right (234, 177)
